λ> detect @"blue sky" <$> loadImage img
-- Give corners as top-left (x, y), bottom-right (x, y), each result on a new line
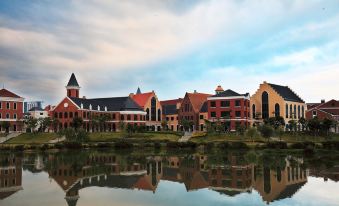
top-left (0, 0), bottom-right (339, 105)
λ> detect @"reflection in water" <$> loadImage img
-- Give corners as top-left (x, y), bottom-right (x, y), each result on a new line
top-left (0, 151), bottom-right (338, 205)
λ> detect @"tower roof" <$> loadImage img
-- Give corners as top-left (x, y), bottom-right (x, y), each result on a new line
top-left (67, 73), bottom-right (80, 87)
top-left (215, 85), bottom-right (224, 92)
top-left (136, 87), bottom-right (142, 94)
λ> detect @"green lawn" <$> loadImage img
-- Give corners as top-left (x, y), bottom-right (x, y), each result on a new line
top-left (88, 132), bottom-right (180, 142)
top-left (6, 133), bottom-right (59, 144)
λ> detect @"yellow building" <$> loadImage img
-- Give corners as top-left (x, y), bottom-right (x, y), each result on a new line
top-left (251, 82), bottom-right (306, 130)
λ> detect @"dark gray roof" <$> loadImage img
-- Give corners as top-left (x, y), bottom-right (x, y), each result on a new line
top-left (212, 89), bottom-right (248, 98)
top-left (162, 104), bottom-right (177, 115)
top-left (275, 181), bottom-right (306, 202)
top-left (67, 73), bottom-right (80, 87)
top-left (200, 101), bottom-right (208, 113)
top-left (28, 107), bottom-right (44, 112)
top-left (70, 96), bottom-right (143, 112)
top-left (136, 87), bottom-right (141, 94)
top-left (268, 83), bottom-right (304, 103)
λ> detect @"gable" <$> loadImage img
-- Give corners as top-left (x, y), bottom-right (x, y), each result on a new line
top-left (52, 97), bottom-right (80, 111)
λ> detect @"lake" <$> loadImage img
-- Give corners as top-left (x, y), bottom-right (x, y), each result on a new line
top-left (0, 149), bottom-right (338, 206)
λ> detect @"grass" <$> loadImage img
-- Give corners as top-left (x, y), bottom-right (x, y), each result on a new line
top-left (88, 132), bottom-right (180, 142)
top-left (6, 133), bottom-right (59, 144)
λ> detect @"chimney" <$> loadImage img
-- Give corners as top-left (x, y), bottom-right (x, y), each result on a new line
top-left (82, 96), bottom-right (86, 99)
top-left (321, 99), bottom-right (325, 104)
top-left (194, 90), bottom-right (197, 93)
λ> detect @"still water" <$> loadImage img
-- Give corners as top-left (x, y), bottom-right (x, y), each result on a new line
top-left (0, 149), bottom-right (338, 206)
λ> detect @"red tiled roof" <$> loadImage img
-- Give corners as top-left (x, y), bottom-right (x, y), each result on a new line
top-left (160, 98), bottom-right (182, 106)
top-left (131, 92), bottom-right (153, 108)
top-left (0, 88), bottom-right (21, 98)
top-left (187, 93), bottom-right (212, 113)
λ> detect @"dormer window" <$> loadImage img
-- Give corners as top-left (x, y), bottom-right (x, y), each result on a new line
top-left (80, 103), bottom-right (83, 109)
top-left (89, 104), bottom-right (92, 110)
top-left (105, 106), bottom-right (107, 111)
top-left (98, 105), bottom-right (100, 111)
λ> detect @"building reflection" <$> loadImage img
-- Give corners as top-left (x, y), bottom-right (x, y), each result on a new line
top-left (0, 154), bottom-right (23, 200)
top-left (41, 152), bottom-right (310, 206)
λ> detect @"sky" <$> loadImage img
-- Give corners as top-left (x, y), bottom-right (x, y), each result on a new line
top-left (0, 0), bottom-right (339, 105)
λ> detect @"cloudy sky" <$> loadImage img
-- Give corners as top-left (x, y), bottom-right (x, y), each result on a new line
top-left (1, 0), bottom-right (339, 105)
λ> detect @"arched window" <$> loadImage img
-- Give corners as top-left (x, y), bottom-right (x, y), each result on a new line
top-left (157, 109), bottom-right (161, 121)
top-left (294, 105), bottom-right (297, 119)
top-left (252, 104), bottom-right (256, 119)
top-left (298, 105), bottom-right (301, 119)
top-left (290, 105), bottom-right (292, 118)
top-left (151, 97), bottom-right (157, 121)
top-left (275, 103), bottom-right (280, 117)
top-left (64, 112), bottom-right (68, 119)
top-left (262, 92), bottom-right (269, 119)
top-left (302, 106), bottom-right (305, 118)
top-left (285, 104), bottom-right (288, 118)
top-left (146, 108), bottom-right (150, 121)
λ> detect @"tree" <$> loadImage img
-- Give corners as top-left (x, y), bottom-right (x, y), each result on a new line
top-left (25, 118), bottom-right (38, 133)
top-left (307, 117), bottom-right (321, 136)
top-left (258, 124), bottom-right (274, 142)
top-left (1, 121), bottom-right (10, 134)
top-left (322, 118), bottom-right (335, 136)
top-left (180, 119), bottom-right (193, 132)
top-left (161, 120), bottom-right (168, 131)
top-left (51, 118), bottom-right (60, 132)
top-left (288, 120), bottom-right (297, 133)
top-left (71, 117), bottom-right (83, 130)
top-left (267, 116), bottom-right (285, 130)
top-left (298, 117), bottom-right (307, 131)
top-left (39, 117), bottom-right (52, 132)
top-left (246, 127), bottom-right (258, 142)
top-left (275, 127), bottom-right (284, 141)
top-left (236, 124), bottom-right (246, 136)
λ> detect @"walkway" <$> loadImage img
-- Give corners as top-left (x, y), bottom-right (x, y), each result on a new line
top-left (178, 132), bottom-right (193, 142)
top-left (48, 136), bottom-right (66, 143)
top-left (0, 132), bottom-right (21, 143)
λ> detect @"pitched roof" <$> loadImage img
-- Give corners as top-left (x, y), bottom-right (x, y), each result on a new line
top-left (160, 98), bottom-right (182, 106)
top-left (29, 107), bottom-right (44, 112)
top-left (0, 88), bottom-right (21, 98)
top-left (162, 104), bottom-right (178, 115)
top-left (268, 83), bottom-right (304, 103)
top-left (187, 93), bottom-right (212, 113)
top-left (211, 89), bottom-right (248, 98)
top-left (69, 96), bottom-right (143, 111)
top-left (131, 92), bottom-right (153, 108)
top-left (66, 73), bottom-right (80, 87)
top-left (200, 101), bottom-right (208, 113)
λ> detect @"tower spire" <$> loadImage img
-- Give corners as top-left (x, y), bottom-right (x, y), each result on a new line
top-left (66, 73), bottom-right (80, 98)
top-left (136, 87), bottom-right (141, 94)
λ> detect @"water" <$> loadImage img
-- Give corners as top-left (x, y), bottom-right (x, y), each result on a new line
top-left (0, 149), bottom-right (338, 206)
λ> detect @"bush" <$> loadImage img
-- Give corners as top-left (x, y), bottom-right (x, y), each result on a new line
top-left (217, 142), bottom-right (230, 149)
top-left (166, 141), bottom-right (197, 149)
top-left (290, 141), bottom-right (316, 149)
top-left (97, 143), bottom-right (113, 148)
top-left (322, 141), bottom-right (339, 150)
top-left (154, 142), bottom-right (161, 149)
top-left (55, 143), bottom-right (64, 149)
top-left (14, 145), bottom-right (24, 151)
top-left (266, 141), bottom-right (288, 149)
top-left (114, 141), bottom-right (133, 149)
top-left (40, 144), bottom-right (49, 151)
top-left (230, 142), bottom-right (249, 149)
top-left (63, 142), bottom-right (82, 149)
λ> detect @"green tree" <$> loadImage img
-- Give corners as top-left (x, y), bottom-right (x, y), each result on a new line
top-left (288, 120), bottom-right (297, 133)
top-left (180, 119), bottom-right (193, 132)
top-left (307, 117), bottom-right (321, 136)
top-left (25, 118), bottom-right (38, 133)
top-left (267, 116), bottom-right (285, 130)
top-left (236, 124), bottom-right (246, 136)
top-left (71, 117), bottom-right (83, 130)
top-left (246, 127), bottom-right (258, 142)
top-left (0, 121), bottom-right (10, 134)
top-left (275, 127), bottom-right (284, 141)
top-left (322, 118), bottom-right (335, 136)
top-left (161, 120), bottom-right (168, 131)
top-left (298, 117), bottom-right (307, 131)
top-left (39, 117), bottom-right (52, 132)
top-left (51, 118), bottom-right (60, 132)
top-left (258, 124), bottom-right (274, 142)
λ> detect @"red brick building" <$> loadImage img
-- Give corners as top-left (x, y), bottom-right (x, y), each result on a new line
top-left (207, 86), bottom-right (250, 131)
top-left (161, 98), bottom-right (182, 131)
top-left (306, 99), bottom-right (339, 133)
top-left (51, 73), bottom-right (146, 132)
top-left (178, 91), bottom-right (211, 131)
top-left (0, 89), bottom-right (24, 133)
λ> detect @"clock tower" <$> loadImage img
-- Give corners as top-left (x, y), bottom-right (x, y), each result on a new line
top-left (66, 73), bottom-right (80, 98)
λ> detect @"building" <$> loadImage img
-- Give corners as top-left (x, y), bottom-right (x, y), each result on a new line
top-left (51, 73), bottom-right (146, 132)
top-left (0, 88), bottom-right (24, 133)
top-left (198, 101), bottom-right (208, 131)
top-left (207, 86), bottom-right (250, 131)
top-left (161, 98), bottom-right (182, 131)
top-left (251, 81), bottom-right (306, 130)
top-left (178, 91), bottom-right (211, 131)
top-left (24, 101), bottom-right (43, 113)
top-left (306, 99), bottom-right (339, 133)
top-left (0, 154), bottom-right (23, 200)
top-left (130, 88), bottom-right (162, 131)
top-left (28, 107), bottom-right (49, 119)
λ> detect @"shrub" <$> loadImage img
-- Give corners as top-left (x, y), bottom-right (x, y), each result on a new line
top-left (322, 141), bottom-right (339, 150)
top-left (63, 142), bottom-right (82, 149)
top-left (40, 144), bottom-right (49, 151)
top-left (265, 141), bottom-right (288, 149)
top-left (154, 142), bottom-right (161, 149)
top-left (290, 141), bottom-right (316, 149)
top-left (166, 142), bottom-right (197, 149)
top-left (230, 142), bottom-right (249, 149)
top-left (55, 143), bottom-right (64, 149)
top-left (97, 143), bottom-right (113, 148)
top-left (14, 145), bottom-right (24, 151)
top-left (114, 141), bottom-right (133, 149)
top-left (217, 142), bottom-right (230, 149)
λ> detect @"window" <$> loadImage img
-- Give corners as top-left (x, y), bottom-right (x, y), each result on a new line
top-left (13, 114), bottom-right (17, 119)
top-left (290, 105), bottom-right (293, 118)
top-left (0, 101), bottom-right (2, 109)
top-left (166, 117), bottom-right (169, 121)
top-left (285, 104), bottom-right (288, 118)
top-left (64, 112), bottom-right (68, 119)
top-left (14, 103), bottom-right (17, 110)
top-left (0, 113), bottom-right (1, 119)
top-left (312, 110), bottom-right (317, 116)
top-left (210, 101), bottom-right (216, 108)
top-left (221, 111), bottom-right (230, 118)
top-left (127, 115), bottom-right (131, 120)
top-left (235, 111), bottom-right (241, 118)
top-left (134, 115), bottom-right (138, 120)
top-left (262, 92), bottom-right (269, 119)
top-left (222, 180), bottom-right (231, 187)
top-left (69, 112), bottom-right (73, 118)
top-left (252, 104), bottom-right (256, 119)
top-left (6, 102), bottom-right (10, 109)
top-left (235, 100), bottom-right (241, 107)
top-left (199, 115), bottom-right (204, 119)
top-left (221, 101), bottom-right (230, 107)
top-left (298, 105), bottom-right (301, 119)
top-left (302, 106), bottom-right (305, 118)
top-left (211, 112), bottom-right (216, 118)
top-left (151, 97), bottom-right (157, 121)
top-left (120, 115), bottom-right (125, 120)
top-left (146, 108), bottom-right (150, 121)
top-left (6, 113), bottom-right (10, 119)
top-left (275, 103), bottom-right (280, 117)
top-left (157, 109), bottom-right (161, 121)
top-left (171, 117), bottom-right (174, 121)
top-left (294, 105), bottom-right (297, 118)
